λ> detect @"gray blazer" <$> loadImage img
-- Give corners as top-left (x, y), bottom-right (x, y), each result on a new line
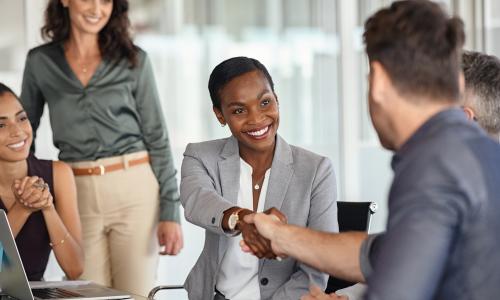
top-left (180, 135), bottom-right (338, 300)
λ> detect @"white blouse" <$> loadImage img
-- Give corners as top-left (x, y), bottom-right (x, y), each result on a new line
top-left (216, 158), bottom-right (271, 300)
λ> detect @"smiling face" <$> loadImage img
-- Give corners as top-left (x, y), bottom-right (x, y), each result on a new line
top-left (61, 0), bottom-right (113, 36)
top-left (214, 70), bottom-right (280, 156)
top-left (0, 92), bottom-right (33, 162)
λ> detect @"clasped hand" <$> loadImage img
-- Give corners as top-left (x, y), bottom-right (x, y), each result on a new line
top-left (12, 176), bottom-right (53, 211)
top-left (238, 207), bottom-right (287, 259)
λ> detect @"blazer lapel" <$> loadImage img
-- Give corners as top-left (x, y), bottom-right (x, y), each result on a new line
top-left (260, 135), bottom-right (294, 271)
top-left (218, 136), bottom-right (240, 204)
top-left (264, 135), bottom-right (294, 211)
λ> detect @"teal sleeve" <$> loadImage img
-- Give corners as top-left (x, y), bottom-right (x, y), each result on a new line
top-left (20, 51), bottom-right (46, 151)
top-left (134, 52), bottom-right (180, 222)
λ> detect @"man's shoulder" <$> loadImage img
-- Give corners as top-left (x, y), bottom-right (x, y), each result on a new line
top-left (406, 120), bottom-right (490, 165)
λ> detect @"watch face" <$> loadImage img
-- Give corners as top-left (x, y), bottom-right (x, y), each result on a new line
top-left (228, 213), bottom-right (239, 230)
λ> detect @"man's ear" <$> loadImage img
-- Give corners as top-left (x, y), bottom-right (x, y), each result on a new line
top-left (61, 0), bottom-right (69, 7)
top-left (370, 61), bottom-right (392, 106)
top-left (213, 106), bottom-right (226, 126)
top-left (462, 105), bottom-right (476, 121)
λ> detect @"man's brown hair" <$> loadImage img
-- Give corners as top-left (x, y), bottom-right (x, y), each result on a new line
top-left (364, 0), bottom-right (465, 102)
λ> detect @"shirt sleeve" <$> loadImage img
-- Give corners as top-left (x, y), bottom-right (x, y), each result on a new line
top-left (180, 143), bottom-right (235, 236)
top-left (364, 185), bottom-right (465, 300)
top-left (359, 233), bottom-right (380, 279)
top-left (20, 50), bottom-right (46, 151)
top-left (134, 51), bottom-right (180, 222)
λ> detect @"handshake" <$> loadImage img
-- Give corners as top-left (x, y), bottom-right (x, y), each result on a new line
top-left (224, 207), bottom-right (288, 260)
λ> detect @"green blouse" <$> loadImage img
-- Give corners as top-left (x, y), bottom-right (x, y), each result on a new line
top-left (20, 42), bottom-right (179, 222)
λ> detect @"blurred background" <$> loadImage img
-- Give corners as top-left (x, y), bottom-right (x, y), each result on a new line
top-left (0, 0), bottom-right (498, 296)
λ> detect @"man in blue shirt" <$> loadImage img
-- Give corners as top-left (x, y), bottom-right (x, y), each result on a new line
top-left (241, 1), bottom-right (500, 299)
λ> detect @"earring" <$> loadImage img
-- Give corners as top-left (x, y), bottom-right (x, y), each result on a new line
top-left (221, 123), bottom-right (226, 127)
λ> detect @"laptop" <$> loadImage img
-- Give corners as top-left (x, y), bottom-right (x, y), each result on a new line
top-left (0, 210), bottom-right (131, 300)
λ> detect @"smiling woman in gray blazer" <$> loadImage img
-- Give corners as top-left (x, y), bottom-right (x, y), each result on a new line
top-left (180, 57), bottom-right (338, 300)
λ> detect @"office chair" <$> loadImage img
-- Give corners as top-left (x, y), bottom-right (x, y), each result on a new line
top-left (147, 284), bottom-right (184, 300)
top-left (324, 201), bottom-right (378, 293)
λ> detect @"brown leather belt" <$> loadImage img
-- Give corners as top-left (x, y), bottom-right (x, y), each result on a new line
top-left (72, 156), bottom-right (150, 176)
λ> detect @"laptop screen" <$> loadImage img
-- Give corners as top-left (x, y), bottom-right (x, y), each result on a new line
top-left (0, 210), bottom-right (131, 300)
top-left (0, 210), bottom-right (35, 300)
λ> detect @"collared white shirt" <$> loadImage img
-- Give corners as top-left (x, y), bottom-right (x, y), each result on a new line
top-left (216, 158), bottom-right (271, 300)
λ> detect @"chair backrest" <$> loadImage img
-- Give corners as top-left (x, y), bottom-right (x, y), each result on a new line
top-left (337, 201), bottom-right (377, 232)
top-left (325, 201), bottom-right (377, 293)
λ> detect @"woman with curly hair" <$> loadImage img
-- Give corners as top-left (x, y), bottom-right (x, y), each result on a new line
top-left (19, 0), bottom-right (183, 295)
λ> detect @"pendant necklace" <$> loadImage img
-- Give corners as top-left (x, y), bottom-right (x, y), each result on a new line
top-left (254, 175), bottom-right (265, 190)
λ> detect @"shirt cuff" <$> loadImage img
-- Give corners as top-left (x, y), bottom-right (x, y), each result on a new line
top-left (359, 233), bottom-right (381, 280)
top-left (159, 199), bottom-right (181, 223)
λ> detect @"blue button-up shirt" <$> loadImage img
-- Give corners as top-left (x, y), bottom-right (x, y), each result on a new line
top-left (360, 108), bottom-right (500, 300)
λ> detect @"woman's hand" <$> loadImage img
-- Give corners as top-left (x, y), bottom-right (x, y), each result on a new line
top-left (239, 207), bottom-right (287, 259)
top-left (12, 176), bottom-right (53, 211)
top-left (264, 207), bottom-right (287, 223)
top-left (237, 209), bottom-right (273, 259)
top-left (240, 208), bottom-right (289, 260)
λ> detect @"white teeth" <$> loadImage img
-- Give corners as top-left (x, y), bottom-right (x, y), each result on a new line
top-left (247, 126), bottom-right (269, 137)
top-left (84, 16), bottom-right (101, 24)
top-left (8, 140), bottom-right (25, 149)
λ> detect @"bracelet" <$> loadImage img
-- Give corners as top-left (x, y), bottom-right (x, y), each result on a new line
top-left (49, 232), bottom-right (70, 248)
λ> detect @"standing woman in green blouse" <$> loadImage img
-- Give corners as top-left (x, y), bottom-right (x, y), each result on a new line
top-left (20, 0), bottom-right (183, 296)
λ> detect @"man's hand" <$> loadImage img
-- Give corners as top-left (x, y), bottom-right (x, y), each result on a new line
top-left (157, 221), bottom-right (183, 255)
top-left (241, 212), bottom-right (288, 258)
top-left (238, 210), bottom-right (276, 259)
top-left (264, 207), bottom-right (287, 223)
top-left (301, 285), bottom-right (349, 300)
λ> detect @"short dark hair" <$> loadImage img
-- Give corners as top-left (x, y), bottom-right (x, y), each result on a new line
top-left (208, 57), bottom-right (275, 110)
top-left (0, 82), bottom-right (18, 98)
top-left (462, 51), bottom-right (500, 135)
top-left (364, 0), bottom-right (465, 102)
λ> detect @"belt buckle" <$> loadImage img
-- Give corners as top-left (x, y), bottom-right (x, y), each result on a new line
top-left (98, 165), bottom-right (105, 176)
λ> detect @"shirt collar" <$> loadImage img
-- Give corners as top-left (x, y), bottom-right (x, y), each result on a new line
top-left (391, 107), bottom-right (467, 169)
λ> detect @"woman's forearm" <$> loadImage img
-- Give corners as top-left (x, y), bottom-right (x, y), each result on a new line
top-left (42, 206), bottom-right (84, 279)
top-left (6, 203), bottom-right (32, 237)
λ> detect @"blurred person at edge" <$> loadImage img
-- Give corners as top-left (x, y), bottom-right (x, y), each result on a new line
top-left (461, 51), bottom-right (500, 142)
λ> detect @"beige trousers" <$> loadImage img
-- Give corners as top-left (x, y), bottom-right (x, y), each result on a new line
top-left (68, 151), bottom-right (159, 297)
